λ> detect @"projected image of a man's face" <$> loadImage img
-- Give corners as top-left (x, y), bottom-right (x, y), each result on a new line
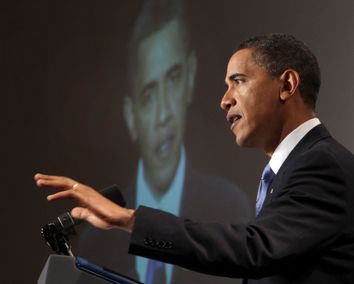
top-left (124, 19), bottom-right (196, 192)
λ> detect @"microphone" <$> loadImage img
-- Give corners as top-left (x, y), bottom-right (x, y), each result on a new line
top-left (41, 184), bottom-right (126, 256)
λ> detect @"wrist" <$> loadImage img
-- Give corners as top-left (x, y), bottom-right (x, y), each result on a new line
top-left (122, 208), bottom-right (136, 233)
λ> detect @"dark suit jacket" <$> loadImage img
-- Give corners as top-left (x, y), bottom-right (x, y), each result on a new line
top-left (129, 125), bottom-right (354, 283)
top-left (78, 164), bottom-right (250, 284)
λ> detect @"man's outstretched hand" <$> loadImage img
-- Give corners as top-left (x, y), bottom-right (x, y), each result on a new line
top-left (34, 173), bottom-right (136, 232)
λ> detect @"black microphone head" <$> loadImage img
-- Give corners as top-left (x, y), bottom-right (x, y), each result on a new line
top-left (41, 212), bottom-right (76, 255)
top-left (56, 212), bottom-right (75, 230)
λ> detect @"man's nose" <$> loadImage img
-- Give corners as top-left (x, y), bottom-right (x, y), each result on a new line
top-left (220, 89), bottom-right (236, 111)
top-left (157, 87), bottom-right (172, 125)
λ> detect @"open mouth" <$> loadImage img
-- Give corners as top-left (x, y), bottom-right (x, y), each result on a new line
top-left (155, 135), bottom-right (175, 161)
top-left (228, 115), bottom-right (241, 125)
top-left (227, 114), bottom-right (242, 131)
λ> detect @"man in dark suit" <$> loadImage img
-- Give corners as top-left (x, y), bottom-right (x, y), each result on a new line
top-left (35, 34), bottom-right (354, 283)
top-left (76, 1), bottom-right (250, 283)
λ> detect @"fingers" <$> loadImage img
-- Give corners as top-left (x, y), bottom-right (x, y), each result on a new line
top-left (35, 173), bottom-right (65, 181)
top-left (35, 172), bottom-right (135, 231)
top-left (36, 173), bottom-right (101, 213)
top-left (46, 183), bottom-right (92, 205)
top-left (35, 173), bottom-right (78, 190)
top-left (46, 189), bottom-right (76, 201)
top-left (35, 172), bottom-right (87, 204)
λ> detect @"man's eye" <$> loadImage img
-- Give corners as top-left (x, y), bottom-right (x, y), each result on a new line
top-left (168, 70), bottom-right (181, 86)
top-left (233, 78), bottom-right (244, 84)
top-left (141, 87), bottom-right (156, 105)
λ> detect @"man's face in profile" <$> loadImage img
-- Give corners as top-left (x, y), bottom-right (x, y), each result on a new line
top-left (124, 19), bottom-right (196, 191)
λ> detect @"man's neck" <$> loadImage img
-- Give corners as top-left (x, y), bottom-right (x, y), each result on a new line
top-left (264, 110), bottom-right (316, 157)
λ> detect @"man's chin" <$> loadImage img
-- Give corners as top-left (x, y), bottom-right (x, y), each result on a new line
top-left (235, 135), bottom-right (245, 147)
top-left (151, 176), bottom-right (174, 193)
top-left (147, 165), bottom-right (177, 191)
top-left (235, 134), bottom-right (253, 148)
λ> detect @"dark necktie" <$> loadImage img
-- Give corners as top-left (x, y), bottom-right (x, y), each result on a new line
top-left (145, 259), bottom-right (166, 284)
top-left (255, 164), bottom-right (275, 216)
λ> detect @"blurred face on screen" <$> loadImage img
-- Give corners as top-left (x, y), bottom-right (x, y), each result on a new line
top-left (124, 19), bottom-right (196, 192)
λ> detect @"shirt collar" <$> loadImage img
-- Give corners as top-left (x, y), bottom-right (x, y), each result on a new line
top-left (269, 118), bottom-right (321, 174)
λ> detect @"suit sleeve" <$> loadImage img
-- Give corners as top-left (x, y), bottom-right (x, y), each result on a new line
top-left (129, 149), bottom-right (349, 279)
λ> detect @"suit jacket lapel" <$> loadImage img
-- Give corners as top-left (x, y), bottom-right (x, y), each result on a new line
top-left (263, 124), bottom-right (331, 207)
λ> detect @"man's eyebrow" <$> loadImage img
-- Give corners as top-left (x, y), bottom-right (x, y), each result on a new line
top-left (228, 73), bottom-right (247, 81)
top-left (166, 63), bottom-right (182, 78)
top-left (139, 81), bottom-right (157, 98)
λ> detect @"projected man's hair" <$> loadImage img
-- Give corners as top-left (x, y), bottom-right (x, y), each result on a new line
top-left (127, 0), bottom-right (191, 89)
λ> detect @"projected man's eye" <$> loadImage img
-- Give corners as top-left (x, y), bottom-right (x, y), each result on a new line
top-left (166, 67), bottom-right (182, 93)
top-left (141, 84), bottom-right (157, 106)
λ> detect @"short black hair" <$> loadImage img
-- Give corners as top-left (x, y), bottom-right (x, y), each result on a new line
top-left (127, 0), bottom-right (190, 88)
top-left (237, 34), bottom-right (321, 109)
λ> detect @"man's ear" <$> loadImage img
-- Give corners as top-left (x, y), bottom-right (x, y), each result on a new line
top-left (279, 69), bottom-right (300, 101)
top-left (123, 96), bottom-right (138, 142)
top-left (186, 50), bottom-right (197, 104)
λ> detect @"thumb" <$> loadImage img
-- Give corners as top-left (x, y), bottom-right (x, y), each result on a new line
top-left (70, 207), bottom-right (89, 220)
top-left (70, 207), bottom-right (113, 229)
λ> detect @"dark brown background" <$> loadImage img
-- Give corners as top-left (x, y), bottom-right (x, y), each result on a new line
top-left (2, 0), bottom-right (354, 282)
